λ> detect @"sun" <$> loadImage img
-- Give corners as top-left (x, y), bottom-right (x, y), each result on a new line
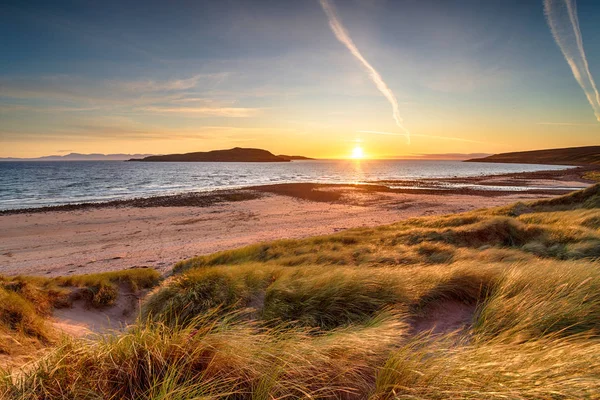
top-left (351, 145), bottom-right (365, 159)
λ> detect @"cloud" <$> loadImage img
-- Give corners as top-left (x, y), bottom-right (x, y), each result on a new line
top-left (318, 0), bottom-right (410, 139)
top-left (0, 75), bottom-right (186, 105)
top-left (395, 153), bottom-right (493, 160)
top-left (0, 74), bottom-right (262, 119)
top-left (0, 104), bottom-right (103, 113)
top-left (0, 74), bottom-right (226, 105)
top-left (169, 97), bottom-right (224, 104)
top-left (536, 122), bottom-right (598, 126)
top-left (137, 106), bottom-right (261, 118)
top-left (110, 73), bottom-right (228, 92)
top-left (0, 105), bottom-right (34, 112)
top-left (544, 0), bottom-right (600, 122)
top-left (357, 130), bottom-right (489, 144)
top-left (1, 122), bottom-right (287, 142)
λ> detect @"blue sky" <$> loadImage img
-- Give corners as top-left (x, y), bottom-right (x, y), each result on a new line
top-left (1, 0), bottom-right (599, 158)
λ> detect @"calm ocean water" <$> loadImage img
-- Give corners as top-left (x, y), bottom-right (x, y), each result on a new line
top-left (0, 160), bottom-right (573, 210)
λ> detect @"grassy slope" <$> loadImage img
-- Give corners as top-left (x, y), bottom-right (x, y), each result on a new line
top-left (465, 145), bottom-right (600, 165)
top-left (2, 185), bottom-right (600, 399)
top-left (0, 269), bottom-right (160, 357)
top-left (585, 171), bottom-right (600, 182)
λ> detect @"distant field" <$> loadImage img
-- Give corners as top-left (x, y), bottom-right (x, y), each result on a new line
top-left (1, 185), bottom-right (599, 399)
top-left (467, 145), bottom-right (600, 165)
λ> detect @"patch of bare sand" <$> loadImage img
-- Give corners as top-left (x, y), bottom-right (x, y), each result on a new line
top-left (52, 285), bottom-right (143, 338)
top-left (0, 188), bottom-right (568, 277)
top-left (410, 300), bottom-right (477, 336)
top-left (0, 286), bottom-right (143, 372)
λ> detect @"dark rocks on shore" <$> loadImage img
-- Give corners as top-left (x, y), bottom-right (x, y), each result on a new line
top-left (0, 190), bottom-right (262, 215)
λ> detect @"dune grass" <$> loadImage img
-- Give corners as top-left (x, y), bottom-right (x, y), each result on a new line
top-left (2, 184), bottom-right (600, 399)
top-left (55, 268), bottom-right (161, 308)
top-left (0, 269), bottom-right (160, 357)
top-left (2, 311), bottom-right (408, 399)
top-left (172, 191), bottom-right (600, 277)
top-left (374, 333), bottom-right (600, 399)
top-left (584, 171), bottom-right (600, 182)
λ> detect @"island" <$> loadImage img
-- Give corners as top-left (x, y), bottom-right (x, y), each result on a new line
top-left (465, 145), bottom-right (600, 166)
top-left (129, 147), bottom-right (293, 162)
top-left (277, 155), bottom-right (315, 161)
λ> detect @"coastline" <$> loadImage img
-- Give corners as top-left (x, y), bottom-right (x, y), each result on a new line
top-left (1, 166), bottom-right (597, 277)
top-left (1, 165), bottom-right (595, 216)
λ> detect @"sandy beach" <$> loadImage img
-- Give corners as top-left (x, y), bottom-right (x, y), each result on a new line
top-left (1, 170), bottom-right (593, 277)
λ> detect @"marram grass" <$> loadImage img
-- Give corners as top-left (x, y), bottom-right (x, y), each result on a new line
top-left (1, 185), bottom-right (600, 399)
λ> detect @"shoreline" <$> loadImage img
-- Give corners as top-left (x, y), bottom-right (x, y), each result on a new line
top-left (1, 165), bottom-right (597, 277)
top-left (1, 165), bottom-right (596, 215)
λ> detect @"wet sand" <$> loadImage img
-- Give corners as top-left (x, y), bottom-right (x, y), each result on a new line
top-left (2, 170), bottom-right (594, 277)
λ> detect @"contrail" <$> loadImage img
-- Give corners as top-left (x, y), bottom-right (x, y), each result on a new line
top-left (318, 0), bottom-right (410, 141)
top-left (544, 0), bottom-right (600, 122)
top-left (358, 130), bottom-right (490, 145)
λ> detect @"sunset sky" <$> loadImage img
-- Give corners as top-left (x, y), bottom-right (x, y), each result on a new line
top-left (1, 0), bottom-right (599, 159)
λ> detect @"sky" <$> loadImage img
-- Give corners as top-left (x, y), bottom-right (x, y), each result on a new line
top-left (1, 0), bottom-right (599, 159)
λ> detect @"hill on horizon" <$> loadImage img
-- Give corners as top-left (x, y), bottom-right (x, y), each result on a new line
top-left (0, 153), bottom-right (155, 161)
top-left (130, 147), bottom-right (292, 163)
top-left (466, 145), bottom-right (600, 166)
top-left (277, 154), bottom-right (315, 161)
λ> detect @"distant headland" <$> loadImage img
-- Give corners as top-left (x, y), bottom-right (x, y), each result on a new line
top-left (466, 145), bottom-right (600, 166)
top-left (277, 155), bottom-right (315, 161)
top-left (129, 148), bottom-right (313, 162)
top-left (0, 153), bottom-right (154, 161)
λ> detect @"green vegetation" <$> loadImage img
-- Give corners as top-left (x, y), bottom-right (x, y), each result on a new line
top-left (2, 185), bottom-right (600, 399)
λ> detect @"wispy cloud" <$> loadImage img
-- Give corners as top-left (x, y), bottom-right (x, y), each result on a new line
top-left (0, 75), bottom-right (189, 105)
top-left (318, 0), bottom-right (410, 140)
top-left (357, 130), bottom-right (489, 144)
top-left (110, 73), bottom-right (227, 92)
top-left (544, 0), bottom-right (600, 122)
top-left (0, 74), bottom-right (263, 119)
top-left (0, 104), bottom-right (103, 113)
top-left (0, 74), bottom-right (226, 105)
top-left (390, 153), bottom-right (493, 160)
top-left (169, 97), bottom-right (225, 104)
top-left (1, 123), bottom-right (289, 143)
top-left (137, 106), bottom-right (261, 118)
top-left (536, 122), bottom-right (599, 126)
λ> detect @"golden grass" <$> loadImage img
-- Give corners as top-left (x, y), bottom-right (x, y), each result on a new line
top-left (173, 190), bottom-right (600, 276)
top-left (55, 268), bottom-right (161, 308)
top-left (0, 269), bottom-right (160, 358)
top-left (2, 184), bottom-right (600, 399)
top-left (374, 334), bottom-right (600, 399)
top-left (584, 171), bottom-right (600, 182)
top-left (2, 311), bottom-right (408, 399)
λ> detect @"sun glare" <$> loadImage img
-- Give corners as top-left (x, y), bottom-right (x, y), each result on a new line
top-left (351, 145), bottom-right (365, 159)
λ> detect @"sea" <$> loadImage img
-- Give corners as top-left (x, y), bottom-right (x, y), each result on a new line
top-left (0, 160), bottom-right (575, 211)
